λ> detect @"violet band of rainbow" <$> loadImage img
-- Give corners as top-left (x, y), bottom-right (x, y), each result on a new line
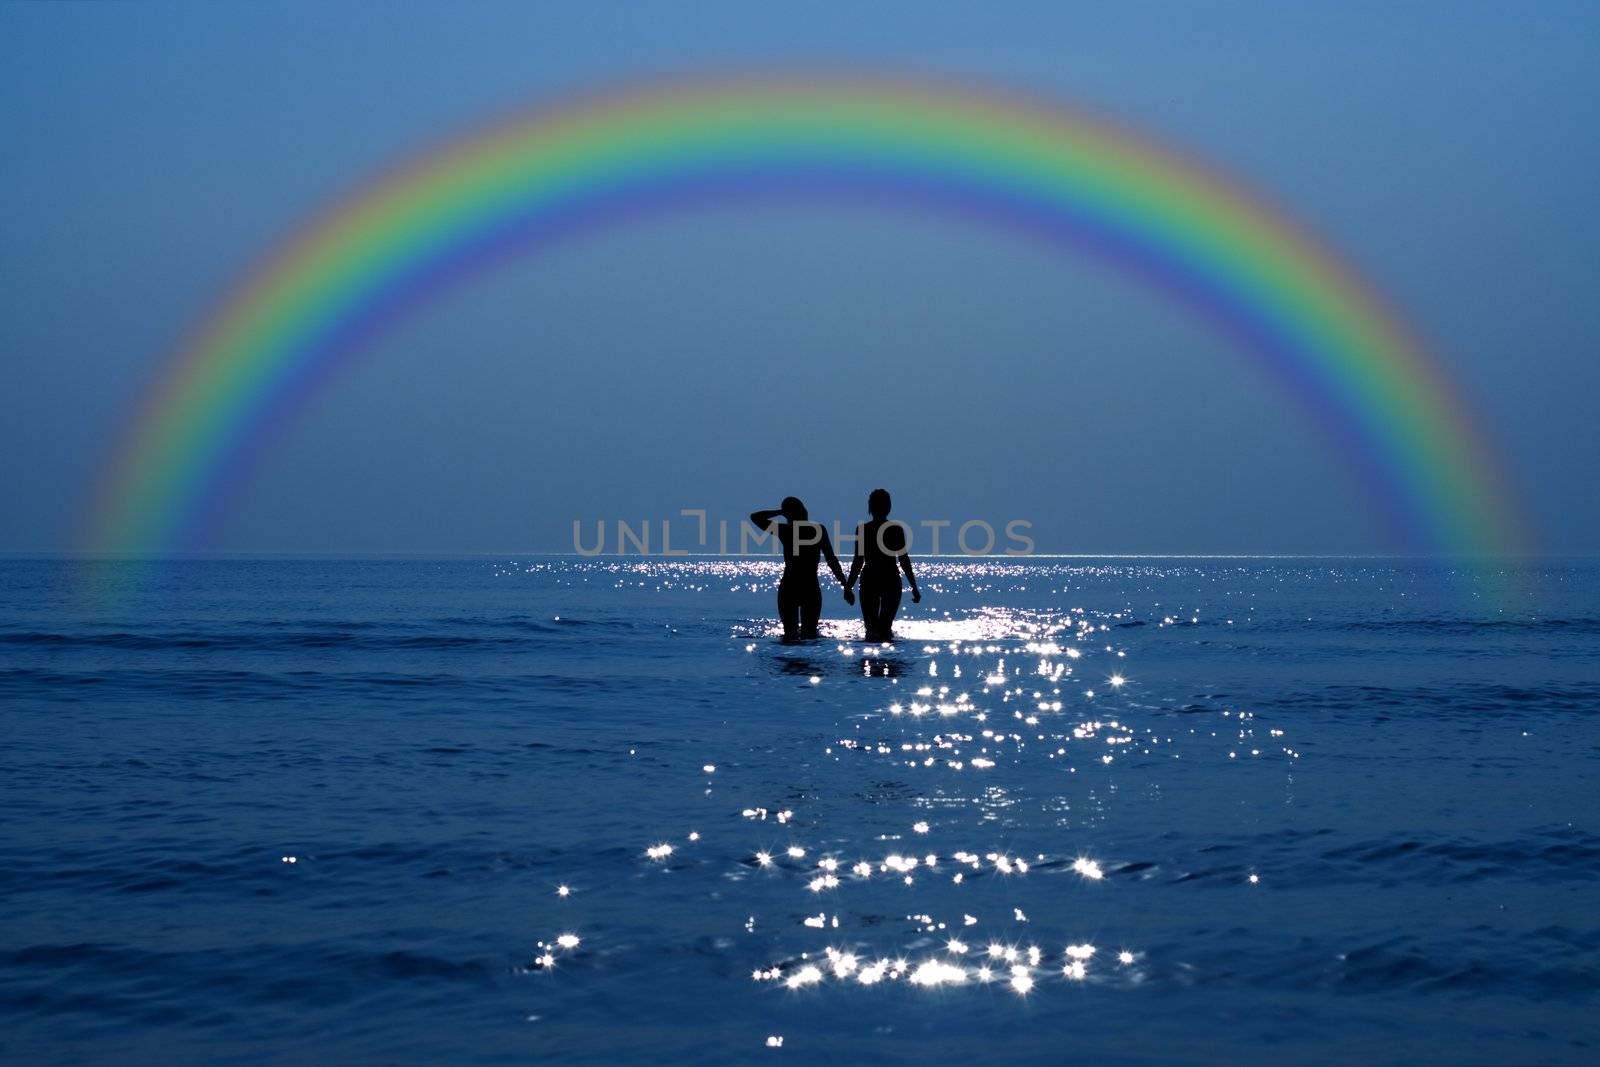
top-left (87, 74), bottom-right (1527, 562)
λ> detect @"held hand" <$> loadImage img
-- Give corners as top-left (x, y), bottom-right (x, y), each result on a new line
top-left (911, 588), bottom-right (922, 604)
top-left (843, 587), bottom-right (855, 606)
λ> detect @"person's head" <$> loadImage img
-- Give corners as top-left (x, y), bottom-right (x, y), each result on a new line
top-left (781, 496), bottom-right (808, 521)
top-left (867, 488), bottom-right (892, 520)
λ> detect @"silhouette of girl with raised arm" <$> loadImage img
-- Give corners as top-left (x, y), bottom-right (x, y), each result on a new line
top-left (844, 488), bottom-right (921, 642)
top-left (749, 497), bottom-right (848, 641)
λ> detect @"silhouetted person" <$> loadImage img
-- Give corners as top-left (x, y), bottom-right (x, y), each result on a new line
top-left (844, 488), bottom-right (920, 642)
top-left (749, 497), bottom-right (848, 640)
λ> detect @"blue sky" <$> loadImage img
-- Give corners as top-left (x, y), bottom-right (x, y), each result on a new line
top-left (1, 2), bottom-right (1595, 554)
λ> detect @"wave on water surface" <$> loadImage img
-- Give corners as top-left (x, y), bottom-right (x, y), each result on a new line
top-left (1, 557), bottom-right (1596, 1064)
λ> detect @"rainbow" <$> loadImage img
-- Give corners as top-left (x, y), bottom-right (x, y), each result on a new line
top-left (87, 72), bottom-right (1525, 560)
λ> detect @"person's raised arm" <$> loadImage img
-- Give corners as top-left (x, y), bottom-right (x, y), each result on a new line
top-left (749, 508), bottom-right (782, 532)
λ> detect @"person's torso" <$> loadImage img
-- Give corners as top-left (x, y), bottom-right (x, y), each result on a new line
top-left (779, 522), bottom-right (824, 577)
top-left (859, 520), bottom-right (905, 571)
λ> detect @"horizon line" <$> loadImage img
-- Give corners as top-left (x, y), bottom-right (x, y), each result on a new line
top-left (12, 550), bottom-right (1582, 562)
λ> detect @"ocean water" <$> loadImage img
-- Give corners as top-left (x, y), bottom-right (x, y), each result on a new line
top-left (1, 556), bottom-right (1597, 1065)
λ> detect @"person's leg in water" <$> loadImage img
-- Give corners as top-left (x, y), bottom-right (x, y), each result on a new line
top-left (777, 579), bottom-right (802, 640)
top-left (797, 579), bottom-right (823, 639)
top-left (861, 572), bottom-right (903, 642)
top-left (858, 585), bottom-right (881, 641)
top-left (876, 577), bottom-right (903, 640)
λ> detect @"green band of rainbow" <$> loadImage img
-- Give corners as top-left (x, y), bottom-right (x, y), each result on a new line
top-left (87, 73), bottom-right (1526, 561)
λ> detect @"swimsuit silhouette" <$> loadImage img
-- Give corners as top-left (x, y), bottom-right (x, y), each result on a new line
top-left (845, 488), bottom-right (921, 643)
top-left (749, 497), bottom-right (848, 640)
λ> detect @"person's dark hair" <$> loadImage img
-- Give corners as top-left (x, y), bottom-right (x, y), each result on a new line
top-left (867, 488), bottom-right (891, 520)
top-left (781, 496), bottom-right (808, 521)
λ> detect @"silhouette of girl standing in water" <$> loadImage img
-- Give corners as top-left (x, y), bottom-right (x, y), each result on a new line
top-left (844, 488), bottom-right (920, 642)
top-left (749, 497), bottom-right (848, 640)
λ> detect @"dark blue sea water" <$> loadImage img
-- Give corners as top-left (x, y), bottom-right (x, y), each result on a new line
top-left (2, 556), bottom-right (1597, 1065)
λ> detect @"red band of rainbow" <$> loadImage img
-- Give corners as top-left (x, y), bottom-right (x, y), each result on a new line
top-left (86, 73), bottom-right (1527, 563)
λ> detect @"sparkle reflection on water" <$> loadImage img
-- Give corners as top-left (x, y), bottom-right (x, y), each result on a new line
top-left (2, 556), bottom-right (1598, 1064)
top-left (539, 588), bottom-right (1293, 1005)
